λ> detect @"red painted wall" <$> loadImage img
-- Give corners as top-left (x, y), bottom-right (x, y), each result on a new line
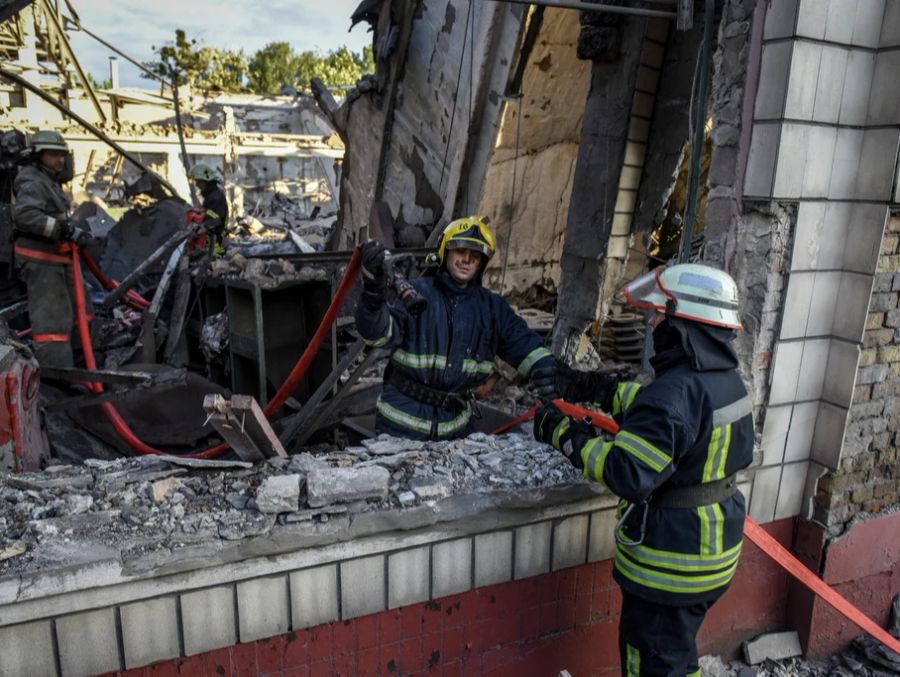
top-left (105, 519), bottom-right (793, 677)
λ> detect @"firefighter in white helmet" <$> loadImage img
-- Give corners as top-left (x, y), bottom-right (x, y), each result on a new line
top-left (535, 263), bottom-right (753, 676)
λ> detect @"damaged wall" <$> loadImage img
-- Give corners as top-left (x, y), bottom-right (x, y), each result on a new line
top-left (478, 8), bottom-right (590, 297)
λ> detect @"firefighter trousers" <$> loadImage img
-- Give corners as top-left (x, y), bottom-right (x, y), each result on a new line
top-left (619, 592), bottom-right (713, 677)
top-left (17, 258), bottom-right (80, 368)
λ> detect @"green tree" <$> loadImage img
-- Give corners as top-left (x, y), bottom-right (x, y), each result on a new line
top-left (147, 29), bottom-right (247, 92)
top-left (247, 41), bottom-right (302, 94)
top-left (248, 42), bottom-right (376, 95)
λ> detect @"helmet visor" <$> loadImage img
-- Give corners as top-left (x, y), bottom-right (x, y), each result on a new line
top-left (624, 268), bottom-right (668, 311)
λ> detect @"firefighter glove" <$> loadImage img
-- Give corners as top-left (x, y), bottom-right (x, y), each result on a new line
top-left (69, 227), bottom-right (94, 247)
top-left (530, 360), bottom-right (559, 399)
top-left (557, 361), bottom-right (638, 408)
top-left (361, 240), bottom-right (389, 300)
top-left (534, 401), bottom-right (592, 470)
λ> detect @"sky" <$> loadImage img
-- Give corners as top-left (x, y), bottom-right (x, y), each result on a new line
top-left (66, 0), bottom-right (372, 87)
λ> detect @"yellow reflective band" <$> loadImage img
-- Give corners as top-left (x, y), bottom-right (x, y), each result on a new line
top-left (620, 541), bottom-right (742, 572)
top-left (698, 503), bottom-right (725, 556)
top-left (552, 418), bottom-right (570, 450)
top-left (687, 670), bottom-right (701, 677)
top-left (625, 644), bottom-right (640, 676)
top-left (363, 316), bottom-right (393, 348)
top-left (581, 436), bottom-right (614, 485)
top-left (615, 551), bottom-right (739, 594)
top-left (462, 358), bottom-right (494, 374)
top-left (517, 346), bottom-right (552, 376)
top-left (392, 350), bottom-right (447, 370)
top-left (613, 381), bottom-right (641, 415)
top-left (376, 398), bottom-right (471, 437)
top-left (703, 424), bottom-right (731, 482)
top-left (615, 430), bottom-right (672, 472)
top-left (205, 209), bottom-right (220, 219)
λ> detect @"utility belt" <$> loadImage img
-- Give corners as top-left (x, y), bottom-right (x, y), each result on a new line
top-left (385, 365), bottom-right (475, 413)
top-left (616, 474), bottom-right (738, 546)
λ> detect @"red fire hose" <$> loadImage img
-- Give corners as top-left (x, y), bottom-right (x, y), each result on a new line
top-left (79, 248), bottom-right (151, 310)
top-left (493, 402), bottom-right (900, 653)
top-left (69, 244), bottom-right (363, 459)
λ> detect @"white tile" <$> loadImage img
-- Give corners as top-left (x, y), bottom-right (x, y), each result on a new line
top-left (812, 46), bottom-right (848, 124)
top-left (855, 128), bottom-right (900, 201)
top-left (828, 127), bottom-right (864, 198)
top-left (608, 235), bottom-right (630, 260)
top-left (792, 202), bottom-right (830, 270)
top-left (0, 620), bottom-right (57, 676)
top-left (121, 597), bottom-right (181, 668)
top-left (614, 189), bottom-right (637, 214)
top-left (237, 575), bottom-right (290, 642)
top-left (775, 461), bottom-right (810, 519)
top-left (797, 339), bottom-right (830, 400)
top-left (588, 510), bottom-right (617, 562)
top-left (803, 461), bottom-right (830, 519)
top-left (612, 213), bottom-right (633, 235)
top-left (774, 123), bottom-right (809, 198)
top-left (646, 17), bottom-right (669, 43)
top-left (796, 0), bottom-right (828, 38)
top-left (624, 141), bottom-right (647, 166)
top-left (842, 203), bottom-right (887, 273)
top-left (341, 555), bottom-right (386, 619)
top-left (784, 43), bottom-right (822, 120)
top-left (619, 166), bottom-right (642, 192)
top-left (388, 546), bottom-right (430, 609)
top-left (769, 341), bottom-right (803, 404)
top-left (474, 531), bottom-right (513, 587)
top-left (823, 338), bottom-right (860, 407)
top-left (760, 404), bottom-right (792, 466)
top-left (867, 51), bottom-right (900, 125)
top-left (779, 273), bottom-right (814, 340)
top-left (832, 273), bottom-right (874, 342)
top-left (181, 586), bottom-right (237, 656)
top-left (765, 0), bottom-right (799, 39)
top-left (640, 39), bottom-right (665, 69)
top-left (738, 481), bottom-right (753, 510)
top-left (825, 0), bottom-right (857, 43)
top-left (806, 271), bottom-right (841, 336)
top-left (432, 538), bottom-right (473, 598)
top-left (851, 0), bottom-right (885, 46)
top-left (58, 608), bottom-right (121, 676)
top-left (838, 50), bottom-right (876, 125)
top-left (784, 401), bottom-right (818, 462)
top-left (749, 466), bottom-right (782, 522)
top-left (744, 123), bottom-right (781, 198)
top-left (881, 0), bottom-right (900, 46)
top-left (811, 401), bottom-right (850, 469)
top-left (552, 514), bottom-right (589, 571)
top-left (290, 565), bottom-right (339, 629)
top-left (628, 117), bottom-right (650, 143)
top-left (514, 521), bottom-right (552, 579)
top-left (754, 42), bottom-right (793, 120)
top-left (635, 67), bottom-right (659, 94)
top-left (801, 125), bottom-right (837, 197)
top-left (632, 92), bottom-right (655, 119)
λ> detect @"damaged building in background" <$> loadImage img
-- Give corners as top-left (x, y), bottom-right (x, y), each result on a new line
top-left (0, 1), bottom-right (899, 676)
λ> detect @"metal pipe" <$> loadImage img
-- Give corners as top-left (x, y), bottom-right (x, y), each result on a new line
top-left (492, 0), bottom-right (676, 20)
top-left (678, 0), bottom-right (714, 263)
top-left (0, 67), bottom-right (181, 199)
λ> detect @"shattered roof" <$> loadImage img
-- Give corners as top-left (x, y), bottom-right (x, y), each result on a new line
top-left (0, 0), bottom-right (33, 23)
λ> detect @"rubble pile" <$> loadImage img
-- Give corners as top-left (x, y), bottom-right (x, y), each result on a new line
top-left (0, 433), bottom-right (587, 576)
top-left (207, 249), bottom-right (330, 287)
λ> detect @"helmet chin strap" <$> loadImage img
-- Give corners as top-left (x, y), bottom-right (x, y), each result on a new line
top-left (655, 266), bottom-right (679, 318)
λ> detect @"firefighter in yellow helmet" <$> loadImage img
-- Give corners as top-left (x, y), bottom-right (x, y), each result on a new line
top-left (355, 216), bottom-right (557, 439)
top-left (188, 162), bottom-right (229, 251)
top-left (535, 263), bottom-right (753, 676)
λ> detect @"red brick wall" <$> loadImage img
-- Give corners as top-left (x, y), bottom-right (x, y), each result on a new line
top-left (105, 519), bottom-right (793, 677)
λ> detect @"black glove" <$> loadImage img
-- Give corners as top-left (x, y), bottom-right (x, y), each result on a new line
top-left (533, 401), bottom-right (594, 470)
top-left (360, 240), bottom-right (388, 300)
top-left (55, 218), bottom-right (74, 241)
top-left (557, 361), bottom-right (638, 408)
top-left (530, 360), bottom-right (559, 399)
top-left (69, 227), bottom-right (94, 247)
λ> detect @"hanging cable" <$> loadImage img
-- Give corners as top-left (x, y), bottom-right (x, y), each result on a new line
top-left (498, 95), bottom-right (523, 295)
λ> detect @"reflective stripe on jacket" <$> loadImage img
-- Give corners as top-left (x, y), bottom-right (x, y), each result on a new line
top-left (578, 364), bottom-right (754, 605)
top-left (356, 272), bottom-right (552, 440)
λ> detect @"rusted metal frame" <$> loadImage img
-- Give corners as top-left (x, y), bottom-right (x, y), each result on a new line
top-left (288, 347), bottom-right (382, 449)
top-left (494, 0), bottom-right (676, 19)
top-left (101, 230), bottom-right (191, 309)
top-left (0, 67), bottom-right (181, 198)
top-left (37, 0), bottom-right (106, 123)
top-left (278, 339), bottom-right (366, 448)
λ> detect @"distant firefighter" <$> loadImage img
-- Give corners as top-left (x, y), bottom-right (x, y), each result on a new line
top-left (188, 162), bottom-right (229, 252)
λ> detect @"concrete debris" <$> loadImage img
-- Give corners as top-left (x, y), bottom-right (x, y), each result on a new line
top-left (200, 312), bottom-right (229, 361)
top-left (0, 433), bottom-right (585, 576)
top-left (255, 474), bottom-right (302, 513)
top-left (207, 248), bottom-right (329, 287)
top-left (743, 631), bottom-right (803, 665)
top-left (307, 466), bottom-right (390, 508)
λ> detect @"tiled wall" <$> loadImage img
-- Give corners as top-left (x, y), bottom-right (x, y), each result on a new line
top-left (745, 0), bottom-right (899, 522)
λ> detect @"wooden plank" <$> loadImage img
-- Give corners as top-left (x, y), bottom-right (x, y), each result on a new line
top-left (203, 393), bottom-right (287, 462)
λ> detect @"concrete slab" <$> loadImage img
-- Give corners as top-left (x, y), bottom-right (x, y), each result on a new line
top-left (290, 565), bottom-right (339, 629)
top-left (57, 607), bottom-right (121, 676)
top-left (432, 538), bottom-right (473, 598)
top-left (743, 630), bottom-right (802, 664)
top-left (514, 521), bottom-right (552, 579)
top-left (474, 531), bottom-right (513, 587)
top-left (388, 546), bottom-right (430, 609)
top-left (236, 575), bottom-right (290, 642)
top-left (120, 596), bottom-right (181, 668)
top-left (588, 509), bottom-right (617, 562)
top-left (552, 514), bottom-right (589, 571)
top-left (340, 555), bottom-right (386, 619)
top-left (181, 585), bottom-right (237, 656)
top-left (0, 619), bottom-right (57, 676)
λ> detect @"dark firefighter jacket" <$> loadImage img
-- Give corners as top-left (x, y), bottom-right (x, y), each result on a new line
top-left (356, 272), bottom-right (552, 440)
top-left (200, 182), bottom-right (228, 236)
top-left (557, 320), bottom-right (754, 606)
top-left (12, 164), bottom-right (70, 252)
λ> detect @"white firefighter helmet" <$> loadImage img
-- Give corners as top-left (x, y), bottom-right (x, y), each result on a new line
top-left (624, 263), bottom-right (742, 329)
